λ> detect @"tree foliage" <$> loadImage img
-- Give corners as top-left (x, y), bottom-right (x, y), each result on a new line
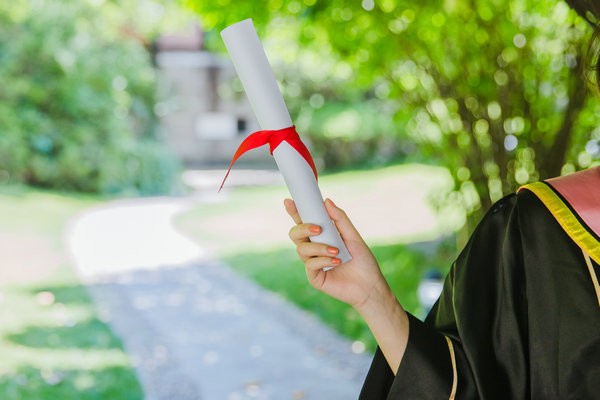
top-left (0, 0), bottom-right (178, 195)
top-left (190, 0), bottom-right (600, 222)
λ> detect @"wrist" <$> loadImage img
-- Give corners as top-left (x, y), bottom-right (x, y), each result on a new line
top-left (354, 278), bottom-right (409, 374)
top-left (354, 277), bottom-right (402, 319)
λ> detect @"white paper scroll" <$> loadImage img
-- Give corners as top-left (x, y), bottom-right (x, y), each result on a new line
top-left (221, 18), bottom-right (352, 266)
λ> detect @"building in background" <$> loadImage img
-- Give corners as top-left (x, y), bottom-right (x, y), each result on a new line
top-left (153, 24), bottom-right (274, 169)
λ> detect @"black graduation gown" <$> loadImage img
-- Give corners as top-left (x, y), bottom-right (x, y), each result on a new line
top-left (360, 186), bottom-right (600, 399)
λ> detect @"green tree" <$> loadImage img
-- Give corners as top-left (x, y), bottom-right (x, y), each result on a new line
top-left (0, 0), bottom-right (178, 195)
top-left (189, 0), bottom-right (600, 226)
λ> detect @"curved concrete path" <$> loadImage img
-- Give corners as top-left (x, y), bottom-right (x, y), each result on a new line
top-left (65, 197), bottom-right (371, 400)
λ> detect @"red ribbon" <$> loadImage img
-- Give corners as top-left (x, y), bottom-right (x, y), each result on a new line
top-left (219, 125), bottom-right (317, 192)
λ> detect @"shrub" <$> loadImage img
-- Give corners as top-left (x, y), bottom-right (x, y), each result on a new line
top-left (0, 1), bottom-right (178, 195)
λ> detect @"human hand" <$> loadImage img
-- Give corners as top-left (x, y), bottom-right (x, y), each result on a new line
top-left (284, 198), bottom-right (388, 310)
top-left (285, 198), bottom-right (409, 372)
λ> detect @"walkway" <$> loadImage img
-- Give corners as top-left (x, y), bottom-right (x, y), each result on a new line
top-left (65, 197), bottom-right (371, 400)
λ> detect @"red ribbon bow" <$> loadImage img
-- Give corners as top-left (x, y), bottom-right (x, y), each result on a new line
top-left (219, 125), bottom-right (317, 192)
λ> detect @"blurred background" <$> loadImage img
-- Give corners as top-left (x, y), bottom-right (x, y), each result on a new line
top-left (1, 0), bottom-right (599, 399)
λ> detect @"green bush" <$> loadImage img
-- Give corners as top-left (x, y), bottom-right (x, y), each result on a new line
top-left (0, 1), bottom-right (178, 195)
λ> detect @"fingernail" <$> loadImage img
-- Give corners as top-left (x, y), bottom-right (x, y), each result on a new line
top-left (328, 198), bottom-right (336, 207)
top-left (331, 258), bottom-right (341, 264)
top-left (327, 247), bottom-right (338, 255)
top-left (309, 225), bottom-right (321, 233)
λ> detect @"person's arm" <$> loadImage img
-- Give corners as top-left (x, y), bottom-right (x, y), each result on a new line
top-left (284, 198), bottom-right (409, 373)
top-left (353, 277), bottom-right (409, 374)
top-left (285, 197), bottom-right (467, 398)
top-left (361, 193), bottom-right (530, 399)
top-left (286, 195), bottom-right (529, 399)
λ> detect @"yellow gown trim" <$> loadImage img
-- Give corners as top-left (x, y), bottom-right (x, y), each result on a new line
top-left (445, 336), bottom-right (457, 400)
top-left (518, 182), bottom-right (600, 266)
top-left (582, 250), bottom-right (600, 308)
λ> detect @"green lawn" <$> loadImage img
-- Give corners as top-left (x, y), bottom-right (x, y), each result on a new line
top-left (222, 241), bottom-right (456, 352)
top-left (0, 185), bottom-right (143, 400)
top-left (176, 163), bottom-right (461, 351)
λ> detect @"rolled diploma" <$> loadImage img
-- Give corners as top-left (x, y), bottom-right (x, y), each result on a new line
top-left (221, 18), bottom-right (352, 265)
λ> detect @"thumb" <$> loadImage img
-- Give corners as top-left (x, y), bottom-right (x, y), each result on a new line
top-left (324, 198), bottom-right (363, 242)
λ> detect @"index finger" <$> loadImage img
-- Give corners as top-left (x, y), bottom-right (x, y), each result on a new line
top-left (284, 198), bottom-right (302, 225)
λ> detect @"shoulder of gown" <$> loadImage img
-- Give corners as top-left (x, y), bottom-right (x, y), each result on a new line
top-left (519, 166), bottom-right (600, 264)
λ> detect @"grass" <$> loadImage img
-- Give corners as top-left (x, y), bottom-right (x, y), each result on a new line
top-left (176, 163), bottom-right (462, 351)
top-left (223, 241), bottom-right (456, 352)
top-left (177, 163), bottom-right (464, 255)
top-left (0, 185), bottom-right (143, 400)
